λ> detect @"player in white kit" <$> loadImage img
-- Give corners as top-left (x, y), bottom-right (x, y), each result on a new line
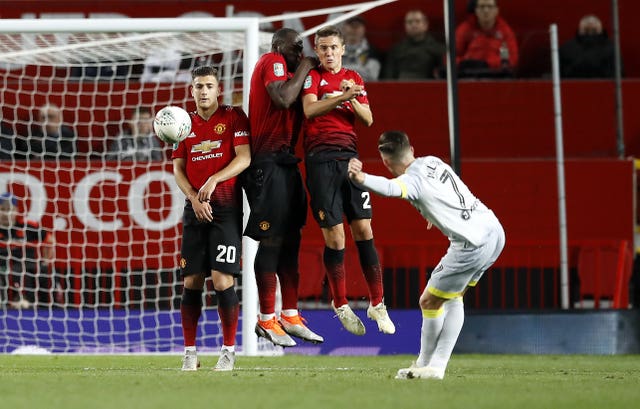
top-left (347, 130), bottom-right (505, 380)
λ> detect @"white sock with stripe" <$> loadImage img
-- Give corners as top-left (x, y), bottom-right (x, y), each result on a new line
top-left (415, 306), bottom-right (445, 367)
top-left (429, 297), bottom-right (465, 373)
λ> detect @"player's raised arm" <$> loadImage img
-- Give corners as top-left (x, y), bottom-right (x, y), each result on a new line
top-left (268, 56), bottom-right (317, 109)
top-left (302, 84), bottom-right (361, 119)
top-left (266, 29), bottom-right (318, 109)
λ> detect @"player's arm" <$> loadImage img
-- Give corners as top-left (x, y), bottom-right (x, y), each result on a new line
top-left (302, 86), bottom-right (361, 119)
top-left (173, 157), bottom-right (213, 222)
top-left (349, 98), bottom-right (373, 127)
top-left (347, 158), bottom-right (404, 198)
top-left (197, 143), bottom-right (251, 202)
top-left (267, 57), bottom-right (317, 108)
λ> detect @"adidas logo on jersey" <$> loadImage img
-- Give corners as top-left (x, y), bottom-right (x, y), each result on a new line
top-left (186, 132), bottom-right (196, 138)
top-left (320, 79), bottom-right (329, 86)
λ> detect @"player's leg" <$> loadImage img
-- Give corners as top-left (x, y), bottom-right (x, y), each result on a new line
top-left (306, 155), bottom-right (364, 335)
top-left (422, 224), bottom-right (505, 376)
top-left (277, 229), bottom-right (324, 343)
top-left (179, 222), bottom-right (206, 371)
top-left (208, 212), bottom-right (243, 370)
top-left (347, 176), bottom-right (394, 334)
top-left (210, 270), bottom-right (238, 371)
top-left (253, 237), bottom-right (296, 347)
top-left (181, 273), bottom-right (205, 371)
top-left (428, 295), bottom-right (465, 373)
top-left (319, 224), bottom-right (363, 335)
top-left (425, 224), bottom-right (504, 376)
top-left (244, 160), bottom-right (297, 347)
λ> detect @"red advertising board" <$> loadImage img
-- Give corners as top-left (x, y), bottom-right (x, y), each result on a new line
top-left (1, 161), bottom-right (181, 271)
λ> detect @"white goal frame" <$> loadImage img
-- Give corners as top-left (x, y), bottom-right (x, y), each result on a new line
top-left (0, 17), bottom-right (261, 355)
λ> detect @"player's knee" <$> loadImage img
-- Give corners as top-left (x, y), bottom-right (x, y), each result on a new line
top-left (181, 287), bottom-right (203, 306)
top-left (216, 286), bottom-right (239, 308)
top-left (419, 292), bottom-right (445, 310)
top-left (323, 246), bottom-right (345, 266)
top-left (350, 219), bottom-right (373, 241)
top-left (255, 243), bottom-right (281, 272)
top-left (211, 271), bottom-right (234, 292)
top-left (355, 239), bottom-right (379, 266)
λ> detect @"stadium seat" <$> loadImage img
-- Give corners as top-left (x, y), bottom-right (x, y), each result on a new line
top-left (577, 242), bottom-right (633, 309)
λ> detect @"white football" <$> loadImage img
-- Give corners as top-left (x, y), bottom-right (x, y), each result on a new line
top-left (153, 106), bottom-right (192, 144)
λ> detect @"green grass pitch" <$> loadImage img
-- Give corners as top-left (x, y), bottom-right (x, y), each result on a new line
top-left (1, 354), bottom-right (639, 409)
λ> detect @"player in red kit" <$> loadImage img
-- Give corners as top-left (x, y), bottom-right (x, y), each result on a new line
top-left (172, 65), bottom-right (251, 371)
top-left (244, 28), bottom-right (323, 347)
top-left (301, 25), bottom-right (395, 336)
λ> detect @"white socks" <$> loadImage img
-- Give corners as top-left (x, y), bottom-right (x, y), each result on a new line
top-left (429, 297), bottom-right (465, 371)
top-left (280, 309), bottom-right (298, 317)
top-left (416, 297), bottom-right (465, 371)
top-left (416, 306), bottom-right (445, 367)
top-left (259, 312), bottom-right (276, 321)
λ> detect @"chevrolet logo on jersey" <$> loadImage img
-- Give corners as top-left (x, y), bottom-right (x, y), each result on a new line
top-left (191, 140), bottom-right (222, 153)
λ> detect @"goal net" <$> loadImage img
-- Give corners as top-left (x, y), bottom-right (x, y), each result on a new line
top-left (0, 18), bottom-right (270, 354)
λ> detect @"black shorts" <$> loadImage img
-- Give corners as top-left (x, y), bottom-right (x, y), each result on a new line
top-left (305, 150), bottom-right (373, 228)
top-left (243, 151), bottom-right (307, 240)
top-left (180, 204), bottom-right (242, 277)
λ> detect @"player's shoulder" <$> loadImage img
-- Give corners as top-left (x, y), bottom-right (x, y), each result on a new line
top-left (258, 52), bottom-right (285, 72)
top-left (342, 67), bottom-right (362, 78)
top-left (260, 52), bottom-right (282, 63)
top-left (341, 67), bottom-right (364, 83)
top-left (219, 104), bottom-right (247, 116)
top-left (308, 67), bottom-right (322, 78)
top-left (187, 110), bottom-right (200, 125)
top-left (410, 156), bottom-right (444, 174)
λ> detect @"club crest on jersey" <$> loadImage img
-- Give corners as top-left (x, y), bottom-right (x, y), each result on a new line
top-left (259, 221), bottom-right (270, 231)
top-left (191, 140), bottom-right (222, 153)
top-left (318, 210), bottom-right (325, 221)
top-left (303, 75), bottom-right (312, 89)
top-left (273, 62), bottom-right (285, 77)
top-left (214, 123), bottom-right (226, 134)
top-left (180, 258), bottom-right (187, 268)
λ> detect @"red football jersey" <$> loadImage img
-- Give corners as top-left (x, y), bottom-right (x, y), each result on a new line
top-left (301, 67), bottom-right (369, 154)
top-left (249, 52), bottom-right (303, 155)
top-left (172, 105), bottom-right (249, 207)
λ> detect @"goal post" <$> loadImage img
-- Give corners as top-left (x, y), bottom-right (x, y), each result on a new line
top-left (0, 17), bottom-right (264, 354)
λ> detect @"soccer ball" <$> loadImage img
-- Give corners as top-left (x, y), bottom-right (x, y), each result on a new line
top-left (153, 106), bottom-right (192, 144)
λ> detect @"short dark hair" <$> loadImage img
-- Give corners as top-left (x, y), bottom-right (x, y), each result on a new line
top-left (191, 65), bottom-right (219, 81)
top-left (315, 25), bottom-right (344, 45)
top-left (271, 27), bottom-right (299, 50)
top-left (378, 130), bottom-right (411, 160)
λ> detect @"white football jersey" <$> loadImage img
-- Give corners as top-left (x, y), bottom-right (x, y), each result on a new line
top-left (363, 156), bottom-right (500, 247)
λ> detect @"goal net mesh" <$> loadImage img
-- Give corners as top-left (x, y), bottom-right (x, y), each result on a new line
top-left (0, 26), bottom-right (273, 354)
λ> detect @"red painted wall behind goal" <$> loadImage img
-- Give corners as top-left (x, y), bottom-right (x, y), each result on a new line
top-left (2, 0), bottom-right (640, 77)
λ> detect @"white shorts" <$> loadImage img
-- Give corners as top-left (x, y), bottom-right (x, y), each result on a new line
top-left (427, 222), bottom-right (506, 299)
